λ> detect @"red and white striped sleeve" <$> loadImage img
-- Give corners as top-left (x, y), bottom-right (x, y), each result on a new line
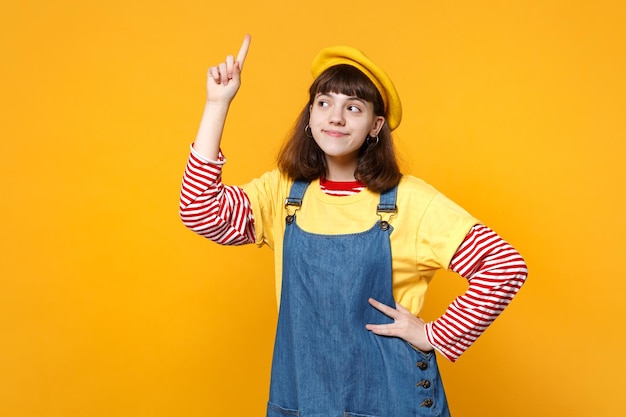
top-left (179, 147), bottom-right (256, 245)
top-left (424, 224), bottom-right (528, 362)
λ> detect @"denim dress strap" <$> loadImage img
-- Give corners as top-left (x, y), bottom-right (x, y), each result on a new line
top-left (377, 185), bottom-right (398, 213)
top-left (284, 179), bottom-right (310, 208)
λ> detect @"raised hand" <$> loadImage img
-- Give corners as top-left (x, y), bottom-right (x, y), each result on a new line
top-left (365, 298), bottom-right (434, 353)
top-left (192, 34), bottom-right (251, 160)
top-left (206, 34), bottom-right (251, 104)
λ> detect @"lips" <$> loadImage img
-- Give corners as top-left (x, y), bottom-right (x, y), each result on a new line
top-left (323, 129), bottom-right (348, 137)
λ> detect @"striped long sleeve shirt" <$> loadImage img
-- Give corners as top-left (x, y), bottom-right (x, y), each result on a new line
top-left (179, 148), bottom-right (528, 362)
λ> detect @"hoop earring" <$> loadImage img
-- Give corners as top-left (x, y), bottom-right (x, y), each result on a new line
top-left (305, 124), bottom-right (313, 138)
top-left (366, 135), bottom-right (380, 146)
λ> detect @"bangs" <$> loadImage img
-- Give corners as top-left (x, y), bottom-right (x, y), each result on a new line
top-left (310, 65), bottom-right (385, 115)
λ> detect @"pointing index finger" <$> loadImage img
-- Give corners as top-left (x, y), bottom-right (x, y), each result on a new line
top-left (236, 34), bottom-right (251, 69)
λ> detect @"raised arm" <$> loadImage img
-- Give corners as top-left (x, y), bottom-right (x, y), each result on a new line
top-left (193, 34), bottom-right (251, 160)
top-left (179, 35), bottom-right (256, 246)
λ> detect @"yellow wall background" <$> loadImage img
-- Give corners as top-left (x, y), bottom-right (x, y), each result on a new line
top-left (1, 1), bottom-right (624, 416)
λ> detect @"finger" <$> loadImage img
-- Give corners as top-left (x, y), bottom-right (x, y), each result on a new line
top-left (226, 55), bottom-right (234, 78)
top-left (365, 323), bottom-right (386, 331)
top-left (218, 62), bottom-right (228, 85)
top-left (368, 298), bottom-right (399, 319)
top-left (208, 66), bottom-right (221, 84)
top-left (365, 323), bottom-right (397, 336)
top-left (236, 34), bottom-right (251, 69)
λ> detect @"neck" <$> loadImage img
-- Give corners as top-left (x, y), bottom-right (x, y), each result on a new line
top-left (324, 156), bottom-right (358, 181)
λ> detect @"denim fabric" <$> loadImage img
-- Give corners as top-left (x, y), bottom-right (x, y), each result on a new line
top-left (268, 181), bottom-right (450, 417)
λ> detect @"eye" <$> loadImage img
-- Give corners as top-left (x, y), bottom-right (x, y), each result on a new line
top-left (347, 104), bottom-right (362, 112)
top-left (316, 99), bottom-right (330, 108)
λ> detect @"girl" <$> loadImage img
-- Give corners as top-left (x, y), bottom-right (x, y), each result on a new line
top-left (180, 35), bottom-right (527, 417)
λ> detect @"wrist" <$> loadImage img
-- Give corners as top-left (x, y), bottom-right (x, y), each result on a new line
top-left (204, 100), bottom-right (231, 112)
top-left (409, 341), bottom-right (434, 354)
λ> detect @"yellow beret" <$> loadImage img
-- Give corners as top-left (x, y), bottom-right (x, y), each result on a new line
top-left (311, 46), bottom-right (402, 131)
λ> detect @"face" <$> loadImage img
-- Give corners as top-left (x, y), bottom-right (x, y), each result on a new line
top-left (309, 92), bottom-right (385, 166)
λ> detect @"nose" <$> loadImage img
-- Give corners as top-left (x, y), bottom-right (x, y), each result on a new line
top-left (329, 106), bottom-right (345, 125)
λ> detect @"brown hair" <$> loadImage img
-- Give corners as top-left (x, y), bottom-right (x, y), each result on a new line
top-left (277, 65), bottom-right (402, 193)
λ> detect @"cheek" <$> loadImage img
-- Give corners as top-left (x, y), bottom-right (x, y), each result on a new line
top-left (308, 108), bottom-right (321, 124)
top-left (309, 113), bottom-right (329, 131)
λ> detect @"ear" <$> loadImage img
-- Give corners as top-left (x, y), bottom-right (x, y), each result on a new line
top-left (370, 116), bottom-right (386, 136)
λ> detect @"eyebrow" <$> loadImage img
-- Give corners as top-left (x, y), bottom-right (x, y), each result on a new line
top-left (317, 93), bottom-right (367, 104)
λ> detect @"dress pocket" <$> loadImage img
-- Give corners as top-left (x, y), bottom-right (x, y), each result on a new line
top-left (345, 411), bottom-right (380, 417)
top-left (267, 402), bottom-right (299, 417)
